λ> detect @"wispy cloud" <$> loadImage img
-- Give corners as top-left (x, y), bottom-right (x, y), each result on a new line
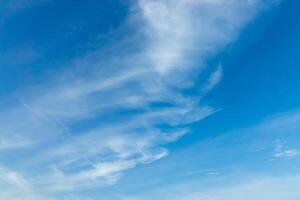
top-left (273, 139), bottom-right (299, 158)
top-left (138, 0), bottom-right (258, 75)
top-left (202, 64), bottom-right (223, 92)
top-left (0, 0), bottom-right (277, 198)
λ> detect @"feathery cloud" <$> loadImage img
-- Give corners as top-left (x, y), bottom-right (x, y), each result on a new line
top-left (0, 0), bottom-right (277, 198)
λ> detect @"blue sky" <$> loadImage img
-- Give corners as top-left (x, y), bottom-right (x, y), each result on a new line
top-left (0, 0), bottom-right (300, 199)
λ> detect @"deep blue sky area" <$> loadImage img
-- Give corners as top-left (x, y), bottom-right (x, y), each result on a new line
top-left (0, 1), bottom-right (300, 200)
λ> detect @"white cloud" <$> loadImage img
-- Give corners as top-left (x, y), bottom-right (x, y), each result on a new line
top-left (0, 167), bottom-right (30, 189)
top-left (138, 0), bottom-right (266, 75)
top-left (0, 0), bottom-right (278, 198)
top-left (202, 64), bottom-right (223, 92)
top-left (273, 139), bottom-right (299, 158)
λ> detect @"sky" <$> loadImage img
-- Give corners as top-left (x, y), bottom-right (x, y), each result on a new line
top-left (0, 0), bottom-right (300, 199)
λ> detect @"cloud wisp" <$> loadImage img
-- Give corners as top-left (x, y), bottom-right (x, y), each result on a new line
top-left (0, 0), bottom-right (277, 199)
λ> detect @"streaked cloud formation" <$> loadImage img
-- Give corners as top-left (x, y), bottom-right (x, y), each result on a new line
top-left (0, 0), bottom-right (283, 199)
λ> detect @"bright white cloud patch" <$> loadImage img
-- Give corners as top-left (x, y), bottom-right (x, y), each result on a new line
top-left (139, 0), bottom-right (263, 75)
top-left (0, 0), bottom-right (277, 199)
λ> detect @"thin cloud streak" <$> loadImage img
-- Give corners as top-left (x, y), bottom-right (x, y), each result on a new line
top-left (202, 64), bottom-right (223, 92)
